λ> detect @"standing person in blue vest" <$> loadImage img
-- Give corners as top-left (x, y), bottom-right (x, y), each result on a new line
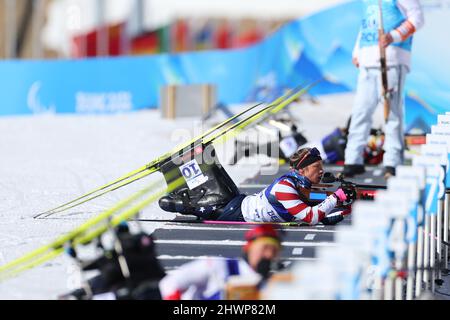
top-left (342, 0), bottom-right (424, 179)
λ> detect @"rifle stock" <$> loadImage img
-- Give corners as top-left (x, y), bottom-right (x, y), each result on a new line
top-left (297, 181), bottom-right (376, 209)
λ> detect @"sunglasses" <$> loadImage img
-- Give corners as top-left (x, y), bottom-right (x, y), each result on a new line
top-left (296, 147), bottom-right (321, 169)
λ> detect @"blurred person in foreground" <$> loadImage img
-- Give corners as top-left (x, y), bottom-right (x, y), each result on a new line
top-left (342, 0), bottom-right (424, 179)
top-left (160, 147), bottom-right (353, 226)
top-left (159, 224), bottom-right (282, 300)
top-left (59, 224), bottom-right (165, 300)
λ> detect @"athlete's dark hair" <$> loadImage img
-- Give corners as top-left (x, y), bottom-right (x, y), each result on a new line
top-left (289, 148), bottom-right (309, 168)
top-left (289, 147), bottom-right (322, 169)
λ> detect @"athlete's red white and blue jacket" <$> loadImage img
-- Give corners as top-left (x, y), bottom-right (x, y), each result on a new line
top-left (159, 257), bottom-right (259, 300)
top-left (241, 171), bottom-right (343, 224)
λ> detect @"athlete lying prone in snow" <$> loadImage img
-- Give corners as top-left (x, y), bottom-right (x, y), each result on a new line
top-left (159, 147), bottom-right (355, 225)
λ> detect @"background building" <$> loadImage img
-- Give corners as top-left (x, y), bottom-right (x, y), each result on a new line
top-left (0, 0), bottom-right (348, 59)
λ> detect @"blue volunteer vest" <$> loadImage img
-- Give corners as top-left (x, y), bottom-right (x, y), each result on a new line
top-left (360, 0), bottom-right (412, 51)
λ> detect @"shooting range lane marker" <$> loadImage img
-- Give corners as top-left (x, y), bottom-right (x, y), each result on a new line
top-left (304, 234), bottom-right (316, 241)
top-left (154, 239), bottom-right (337, 247)
top-left (373, 169), bottom-right (383, 176)
top-left (292, 248), bottom-right (304, 255)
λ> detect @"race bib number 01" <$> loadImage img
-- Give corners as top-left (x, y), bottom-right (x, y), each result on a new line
top-left (179, 159), bottom-right (209, 190)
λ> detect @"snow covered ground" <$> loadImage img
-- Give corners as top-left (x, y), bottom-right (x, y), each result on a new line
top-left (0, 92), bottom-right (382, 299)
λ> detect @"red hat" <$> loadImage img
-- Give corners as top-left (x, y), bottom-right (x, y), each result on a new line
top-left (243, 224), bottom-right (281, 251)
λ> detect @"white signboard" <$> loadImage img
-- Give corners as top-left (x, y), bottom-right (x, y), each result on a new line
top-left (179, 159), bottom-right (209, 190)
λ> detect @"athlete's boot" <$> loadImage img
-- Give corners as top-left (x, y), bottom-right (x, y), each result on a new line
top-left (159, 187), bottom-right (230, 219)
top-left (158, 143), bottom-right (240, 219)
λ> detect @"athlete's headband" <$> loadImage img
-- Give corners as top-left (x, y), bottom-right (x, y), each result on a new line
top-left (294, 147), bottom-right (322, 169)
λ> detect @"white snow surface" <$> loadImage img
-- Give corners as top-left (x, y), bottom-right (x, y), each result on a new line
top-left (0, 92), bottom-right (373, 299)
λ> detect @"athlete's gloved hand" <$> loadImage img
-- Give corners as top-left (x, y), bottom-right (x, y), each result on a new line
top-left (333, 188), bottom-right (347, 203)
top-left (340, 181), bottom-right (357, 205)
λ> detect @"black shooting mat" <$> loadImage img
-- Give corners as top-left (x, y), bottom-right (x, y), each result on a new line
top-left (153, 217), bottom-right (338, 270)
